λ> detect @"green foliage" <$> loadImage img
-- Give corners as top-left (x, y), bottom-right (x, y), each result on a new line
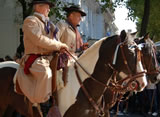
top-left (125, 0), bottom-right (160, 41)
top-left (17, 0), bottom-right (160, 41)
top-left (17, 0), bottom-right (74, 23)
top-left (147, 0), bottom-right (160, 41)
top-left (98, 0), bottom-right (160, 41)
top-left (49, 0), bottom-right (74, 22)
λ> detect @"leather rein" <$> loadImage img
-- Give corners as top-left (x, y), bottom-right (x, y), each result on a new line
top-left (64, 41), bottom-right (146, 116)
top-left (140, 44), bottom-right (160, 75)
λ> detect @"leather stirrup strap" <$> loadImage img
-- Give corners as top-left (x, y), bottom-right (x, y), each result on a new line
top-left (50, 52), bottom-right (59, 93)
top-left (16, 80), bottom-right (24, 95)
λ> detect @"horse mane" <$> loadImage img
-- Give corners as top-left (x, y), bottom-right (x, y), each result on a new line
top-left (76, 37), bottom-right (107, 81)
top-left (0, 61), bottom-right (19, 69)
top-left (144, 38), bottom-right (155, 54)
top-left (78, 37), bottom-right (107, 60)
top-left (137, 36), bottom-right (155, 54)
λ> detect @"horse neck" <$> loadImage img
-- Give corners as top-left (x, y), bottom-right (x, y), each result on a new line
top-left (90, 60), bottom-right (114, 99)
top-left (75, 38), bottom-right (115, 101)
top-left (76, 38), bottom-right (106, 82)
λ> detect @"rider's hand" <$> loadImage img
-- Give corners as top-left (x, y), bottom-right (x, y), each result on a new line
top-left (60, 44), bottom-right (68, 53)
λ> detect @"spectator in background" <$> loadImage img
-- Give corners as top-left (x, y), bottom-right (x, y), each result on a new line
top-left (0, 58), bottom-right (4, 62)
top-left (110, 101), bottom-right (124, 116)
top-left (5, 55), bottom-right (13, 61)
top-left (146, 81), bottom-right (158, 116)
top-left (156, 50), bottom-right (160, 66)
top-left (156, 82), bottom-right (160, 114)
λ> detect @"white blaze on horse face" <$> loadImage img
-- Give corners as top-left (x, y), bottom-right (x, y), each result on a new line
top-left (136, 60), bottom-right (147, 91)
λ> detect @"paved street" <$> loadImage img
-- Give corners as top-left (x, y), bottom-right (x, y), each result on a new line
top-left (110, 112), bottom-right (159, 117)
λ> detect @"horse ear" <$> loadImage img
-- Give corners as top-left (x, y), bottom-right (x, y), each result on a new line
top-left (131, 31), bottom-right (138, 35)
top-left (139, 38), bottom-right (145, 44)
top-left (144, 32), bottom-right (150, 40)
top-left (120, 30), bottom-right (126, 42)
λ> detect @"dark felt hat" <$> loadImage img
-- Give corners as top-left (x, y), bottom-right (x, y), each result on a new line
top-left (31, 0), bottom-right (55, 7)
top-left (64, 5), bottom-right (86, 16)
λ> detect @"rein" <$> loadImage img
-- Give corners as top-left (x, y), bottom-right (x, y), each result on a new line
top-left (109, 42), bottom-right (146, 92)
top-left (74, 64), bottom-right (105, 117)
top-left (141, 45), bottom-right (160, 75)
top-left (105, 43), bottom-right (146, 108)
top-left (64, 39), bottom-right (146, 116)
top-left (65, 49), bottom-right (106, 116)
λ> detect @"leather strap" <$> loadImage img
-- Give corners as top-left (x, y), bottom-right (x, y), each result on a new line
top-left (50, 52), bottom-right (60, 93)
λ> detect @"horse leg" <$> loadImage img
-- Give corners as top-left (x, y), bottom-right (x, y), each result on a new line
top-left (9, 80), bottom-right (42, 117)
top-left (0, 107), bottom-right (7, 117)
top-left (64, 101), bottom-right (97, 117)
top-left (104, 109), bottom-right (110, 117)
top-left (0, 110), bottom-right (3, 117)
top-left (33, 104), bottom-right (43, 117)
top-left (3, 106), bottom-right (15, 117)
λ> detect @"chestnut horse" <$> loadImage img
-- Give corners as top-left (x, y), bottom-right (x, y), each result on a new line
top-left (137, 33), bottom-right (160, 82)
top-left (0, 61), bottom-right (42, 117)
top-left (56, 30), bottom-right (147, 117)
top-left (0, 30), bottom-right (147, 117)
top-left (103, 33), bottom-right (160, 117)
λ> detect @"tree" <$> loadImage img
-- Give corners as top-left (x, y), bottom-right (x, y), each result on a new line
top-left (126, 0), bottom-right (160, 41)
top-left (99, 0), bottom-right (160, 41)
top-left (139, 0), bottom-right (150, 37)
top-left (17, 0), bottom-right (32, 20)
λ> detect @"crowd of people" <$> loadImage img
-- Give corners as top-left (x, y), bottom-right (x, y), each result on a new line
top-left (0, 55), bottom-right (13, 62)
top-left (110, 51), bottom-right (160, 117)
top-left (110, 82), bottom-right (160, 116)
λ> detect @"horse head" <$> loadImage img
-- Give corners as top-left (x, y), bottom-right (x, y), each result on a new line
top-left (96, 30), bottom-right (147, 93)
top-left (135, 33), bottom-right (160, 83)
top-left (58, 30), bottom-right (148, 117)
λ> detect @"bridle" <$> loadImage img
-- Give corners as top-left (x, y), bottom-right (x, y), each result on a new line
top-left (64, 39), bottom-right (146, 116)
top-left (139, 43), bottom-right (160, 75)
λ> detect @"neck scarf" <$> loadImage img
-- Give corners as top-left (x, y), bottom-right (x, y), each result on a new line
top-left (66, 20), bottom-right (83, 51)
top-left (75, 28), bottom-right (83, 51)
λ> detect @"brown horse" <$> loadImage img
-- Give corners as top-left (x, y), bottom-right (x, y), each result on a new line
top-left (0, 30), bottom-right (147, 117)
top-left (137, 33), bottom-right (160, 82)
top-left (0, 61), bottom-right (42, 117)
top-left (55, 30), bottom-right (147, 117)
top-left (103, 33), bottom-right (160, 117)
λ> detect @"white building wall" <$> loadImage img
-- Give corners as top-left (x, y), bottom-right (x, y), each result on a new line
top-left (63, 0), bottom-right (117, 40)
top-left (0, 0), bottom-right (117, 58)
top-left (0, 0), bottom-right (20, 58)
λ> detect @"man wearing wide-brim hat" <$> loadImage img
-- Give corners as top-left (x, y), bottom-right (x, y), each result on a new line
top-left (56, 5), bottom-right (87, 116)
top-left (56, 5), bottom-right (87, 57)
top-left (14, 0), bottom-right (68, 104)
